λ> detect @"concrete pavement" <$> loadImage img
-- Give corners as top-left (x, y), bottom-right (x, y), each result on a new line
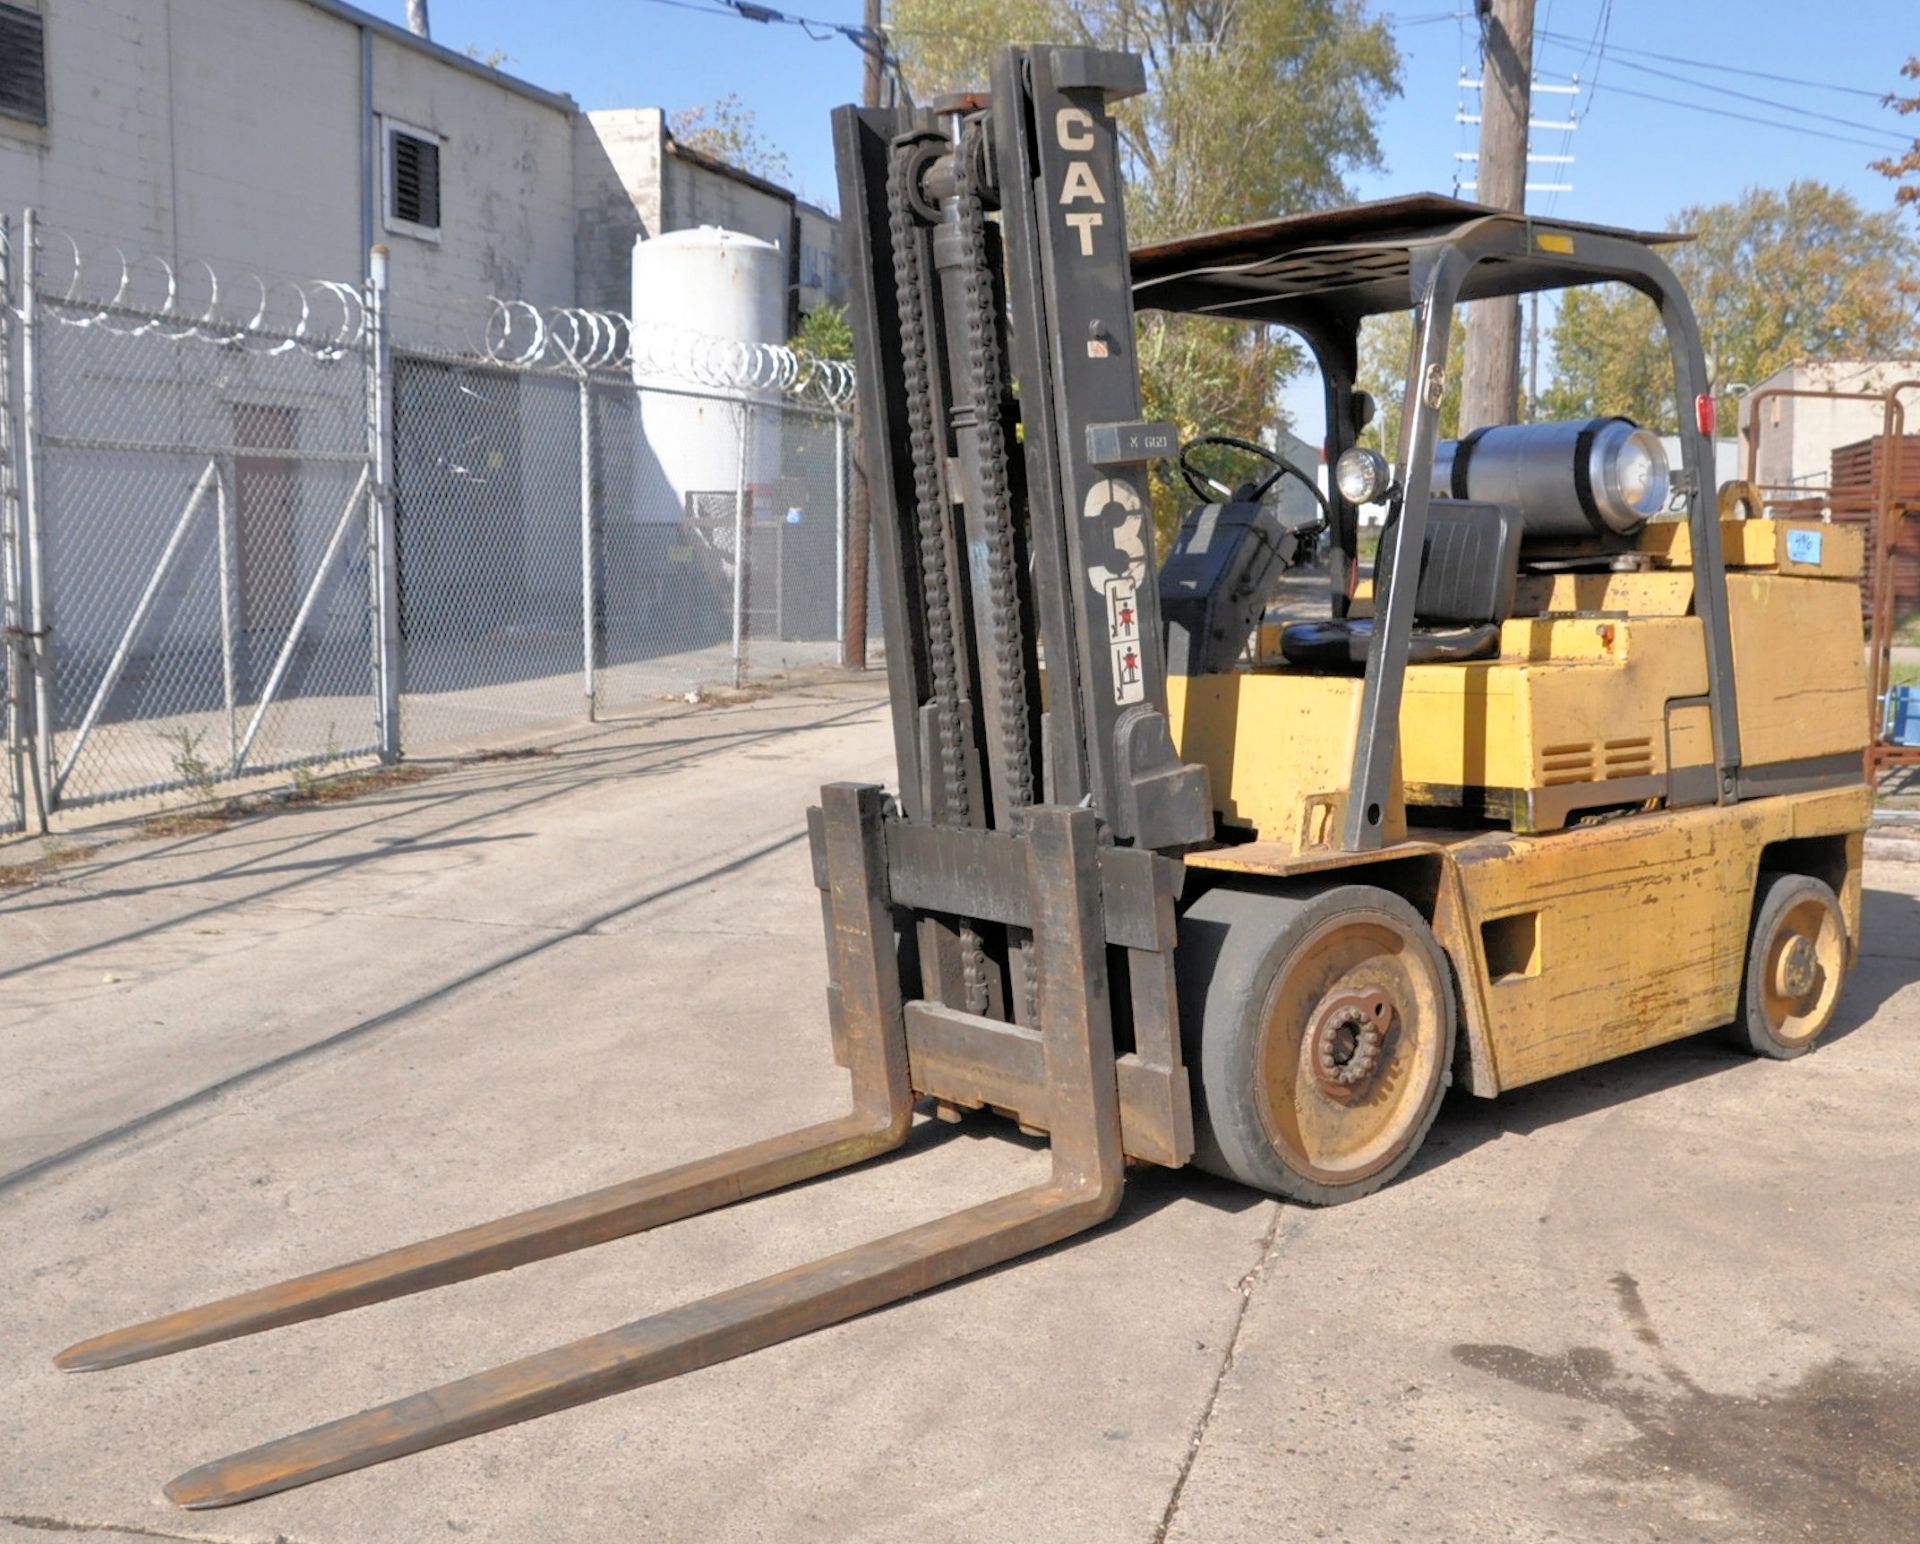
top-left (2, 678), bottom-right (1917, 1543)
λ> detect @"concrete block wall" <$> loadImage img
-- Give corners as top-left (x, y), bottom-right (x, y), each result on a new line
top-left (371, 30), bottom-right (577, 351)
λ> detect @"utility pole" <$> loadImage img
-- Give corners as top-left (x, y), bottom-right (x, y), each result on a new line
top-left (861, 0), bottom-right (884, 107)
top-left (1460, 0), bottom-right (1533, 432)
top-left (842, 0), bottom-right (883, 669)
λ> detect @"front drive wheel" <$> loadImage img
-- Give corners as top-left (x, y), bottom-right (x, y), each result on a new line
top-left (1735, 872), bottom-right (1848, 1060)
top-left (1178, 883), bottom-right (1456, 1205)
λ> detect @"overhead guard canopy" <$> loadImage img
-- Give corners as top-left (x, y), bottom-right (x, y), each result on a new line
top-left (1129, 193), bottom-right (1687, 327)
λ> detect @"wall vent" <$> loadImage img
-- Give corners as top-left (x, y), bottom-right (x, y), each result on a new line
top-left (0, 4), bottom-right (48, 127)
top-left (387, 125), bottom-right (442, 233)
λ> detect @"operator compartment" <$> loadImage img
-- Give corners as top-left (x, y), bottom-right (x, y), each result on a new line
top-left (1164, 417), bottom-right (1870, 846)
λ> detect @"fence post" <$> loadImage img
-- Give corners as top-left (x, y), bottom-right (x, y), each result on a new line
top-left (18, 209), bottom-right (51, 828)
top-left (214, 466), bottom-right (239, 771)
top-left (834, 410), bottom-right (847, 668)
top-left (0, 211), bottom-right (24, 834)
top-left (731, 399), bottom-right (751, 689)
top-left (578, 373), bottom-right (596, 720)
top-left (367, 244), bottom-right (402, 762)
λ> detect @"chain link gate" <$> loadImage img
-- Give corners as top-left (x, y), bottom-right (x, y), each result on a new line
top-left (14, 214), bottom-right (383, 814)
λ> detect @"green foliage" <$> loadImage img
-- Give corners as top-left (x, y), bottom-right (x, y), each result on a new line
top-left (163, 726), bottom-right (217, 805)
top-left (1543, 181), bottom-right (1920, 434)
top-left (1354, 310), bottom-right (1465, 460)
top-left (292, 724), bottom-right (343, 800)
top-left (791, 303), bottom-right (855, 362)
top-left (1138, 319), bottom-right (1303, 550)
top-left (889, 0), bottom-right (1401, 540)
top-left (669, 93), bottom-right (791, 184)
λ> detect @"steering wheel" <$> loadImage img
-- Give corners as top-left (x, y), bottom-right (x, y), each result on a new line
top-left (1179, 433), bottom-right (1328, 520)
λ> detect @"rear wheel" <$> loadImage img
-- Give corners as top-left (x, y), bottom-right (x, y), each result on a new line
top-left (1178, 883), bottom-right (1455, 1205)
top-left (1735, 872), bottom-right (1847, 1059)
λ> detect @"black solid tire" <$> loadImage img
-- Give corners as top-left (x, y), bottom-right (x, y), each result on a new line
top-left (1734, 872), bottom-right (1848, 1060)
top-left (1176, 882), bottom-right (1456, 1205)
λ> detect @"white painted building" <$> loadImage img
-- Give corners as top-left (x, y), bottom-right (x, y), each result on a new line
top-left (1737, 360), bottom-right (1920, 493)
top-left (0, 0), bottom-right (844, 351)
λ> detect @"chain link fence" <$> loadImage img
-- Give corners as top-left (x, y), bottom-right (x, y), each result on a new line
top-left (388, 350), bottom-right (858, 745)
top-left (0, 214), bottom-right (874, 828)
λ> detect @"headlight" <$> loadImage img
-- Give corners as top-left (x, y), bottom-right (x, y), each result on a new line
top-left (1334, 446), bottom-right (1392, 504)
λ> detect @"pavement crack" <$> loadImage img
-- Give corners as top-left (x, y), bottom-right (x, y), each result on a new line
top-left (0, 1513), bottom-right (299, 1543)
top-left (1150, 1200), bottom-right (1285, 1544)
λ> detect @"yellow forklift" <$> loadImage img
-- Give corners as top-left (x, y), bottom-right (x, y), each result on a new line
top-left (58, 45), bottom-right (1871, 1505)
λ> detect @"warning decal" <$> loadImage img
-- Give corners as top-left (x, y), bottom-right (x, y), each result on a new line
top-left (1107, 575), bottom-right (1144, 705)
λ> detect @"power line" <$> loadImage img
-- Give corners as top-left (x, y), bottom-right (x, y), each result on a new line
top-left (626, 0), bottom-right (912, 102)
top-left (1538, 35), bottom-right (1909, 142)
top-left (1590, 79), bottom-right (1903, 152)
top-left (1539, 0), bottom-right (1602, 217)
top-left (1535, 25), bottom-right (1893, 101)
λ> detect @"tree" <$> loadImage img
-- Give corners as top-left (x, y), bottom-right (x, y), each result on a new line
top-left (1871, 55), bottom-right (1920, 213)
top-left (1542, 181), bottom-right (1920, 434)
top-left (669, 94), bottom-right (791, 184)
top-left (890, 0), bottom-right (1400, 541)
top-left (790, 302), bottom-right (854, 361)
top-left (1354, 310), bottom-right (1465, 461)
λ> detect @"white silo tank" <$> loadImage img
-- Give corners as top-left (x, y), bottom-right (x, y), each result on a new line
top-left (629, 227), bottom-right (785, 525)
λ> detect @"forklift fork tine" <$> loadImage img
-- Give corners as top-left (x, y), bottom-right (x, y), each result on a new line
top-left (165, 1173), bottom-right (1122, 1508)
top-left (163, 801), bottom-right (1123, 1510)
top-left (54, 1113), bottom-right (905, 1373)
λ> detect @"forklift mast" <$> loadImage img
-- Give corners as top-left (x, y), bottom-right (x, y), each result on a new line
top-left (833, 48), bottom-right (1210, 859)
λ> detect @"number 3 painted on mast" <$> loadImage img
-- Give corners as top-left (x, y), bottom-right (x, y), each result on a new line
top-left (1055, 107), bottom-right (1107, 256)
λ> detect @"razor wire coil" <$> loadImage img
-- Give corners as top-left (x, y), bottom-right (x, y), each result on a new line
top-left (26, 226), bottom-right (367, 359)
top-left (479, 299), bottom-right (855, 408)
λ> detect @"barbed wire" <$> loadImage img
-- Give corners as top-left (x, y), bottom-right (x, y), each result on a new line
top-left (11, 224), bottom-right (854, 401)
top-left (27, 226), bottom-right (367, 358)
top-left (480, 299), bottom-right (856, 408)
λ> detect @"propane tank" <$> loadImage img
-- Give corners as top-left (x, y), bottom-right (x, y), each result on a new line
top-left (1432, 418), bottom-right (1670, 539)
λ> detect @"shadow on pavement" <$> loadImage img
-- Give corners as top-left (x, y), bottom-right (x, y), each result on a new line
top-left (0, 696), bottom-right (884, 983)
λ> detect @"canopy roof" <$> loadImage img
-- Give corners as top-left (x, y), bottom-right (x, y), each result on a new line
top-left (1129, 194), bottom-right (1685, 327)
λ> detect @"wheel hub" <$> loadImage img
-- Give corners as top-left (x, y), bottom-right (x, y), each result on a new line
top-left (1773, 933), bottom-right (1821, 1002)
top-left (1307, 989), bottom-right (1394, 1101)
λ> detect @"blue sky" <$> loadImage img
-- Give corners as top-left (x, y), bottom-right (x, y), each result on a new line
top-left (369, 1), bottom-right (1915, 428)
top-left (368, 0), bottom-right (1918, 225)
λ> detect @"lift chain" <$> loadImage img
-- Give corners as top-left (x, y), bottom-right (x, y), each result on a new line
top-left (953, 118), bottom-right (1038, 1017)
top-left (953, 120), bottom-right (1036, 820)
top-left (888, 134), bottom-right (988, 1012)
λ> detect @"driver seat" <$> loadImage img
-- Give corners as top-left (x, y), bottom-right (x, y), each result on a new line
top-left (1280, 501), bottom-right (1522, 669)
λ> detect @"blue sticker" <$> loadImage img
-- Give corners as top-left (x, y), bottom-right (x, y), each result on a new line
top-left (1786, 528), bottom-right (1823, 565)
top-left (785, 508), bottom-right (804, 525)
